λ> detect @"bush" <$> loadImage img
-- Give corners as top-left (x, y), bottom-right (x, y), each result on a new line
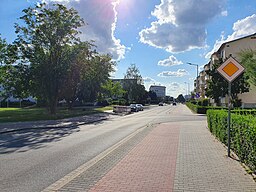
top-left (207, 109), bottom-right (256, 174)
top-left (186, 102), bottom-right (224, 114)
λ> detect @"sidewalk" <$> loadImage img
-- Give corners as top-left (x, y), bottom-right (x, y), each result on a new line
top-left (44, 113), bottom-right (256, 191)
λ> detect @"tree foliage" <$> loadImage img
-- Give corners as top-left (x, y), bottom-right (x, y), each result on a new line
top-left (123, 64), bottom-right (146, 103)
top-left (240, 50), bottom-right (256, 88)
top-left (206, 58), bottom-right (250, 106)
top-left (77, 54), bottom-right (116, 103)
top-left (0, 35), bottom-right (7, 65)
top-left (101, 80), bottom-right (126, 99)
top-left (13, 3), bottom-right (84, 114)
top-left (177, 94), bottom-right (185, 103)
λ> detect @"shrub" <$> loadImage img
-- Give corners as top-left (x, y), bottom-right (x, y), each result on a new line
top-left (186, 102), bottom-right (224, 114)
top-left (207, 109), bottom-right (256, 174)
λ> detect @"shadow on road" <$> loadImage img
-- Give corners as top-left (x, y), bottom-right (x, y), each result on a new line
top-left (0, 114), bottom-right (110, 154)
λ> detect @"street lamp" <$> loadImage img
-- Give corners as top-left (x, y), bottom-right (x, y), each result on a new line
top-left (187, 62), bottom-right (199, 96)
top-left (184, 82), bottom-right (190, 95)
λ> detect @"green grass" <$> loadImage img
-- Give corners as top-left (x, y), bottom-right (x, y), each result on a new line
top-left (0, 106), bottom-right (113, 123)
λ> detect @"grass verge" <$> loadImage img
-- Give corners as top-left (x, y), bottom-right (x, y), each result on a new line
top-left (0, 106), bottom-right (113, 123)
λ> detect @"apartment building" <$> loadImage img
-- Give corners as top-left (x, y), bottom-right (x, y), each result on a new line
top-left (202, 33), bottom-right (256, 108)
top-left (149, 85), bottom-right (166, 98)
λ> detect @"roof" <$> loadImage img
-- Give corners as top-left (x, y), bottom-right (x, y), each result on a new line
top-left (217, 32), bottom-right (256, 52)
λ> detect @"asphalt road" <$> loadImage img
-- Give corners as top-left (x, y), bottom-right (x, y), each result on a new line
top-left (0, 104), bottom-right (206, 192)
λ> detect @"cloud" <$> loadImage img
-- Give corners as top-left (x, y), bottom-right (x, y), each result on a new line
top-left (206, 14), bottom-right (256, 58)
top-left (165, 82), bottom-right (187, 97)
top-left (158, 69), bottom-right (188, 77)
top-left (139, 0), bottom-right (225, 53)
top-left (42, 0), bottom-right (126, 60)
top-left (158, 55), bottom-right (183, 66)
top-left (143, 77), bottom-right (155, 82)
top-left (221, 10), bottom-right (228, 16)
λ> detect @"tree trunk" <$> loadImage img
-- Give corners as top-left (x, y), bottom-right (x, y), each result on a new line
top-left (49, 97), bottom-right (58, 115)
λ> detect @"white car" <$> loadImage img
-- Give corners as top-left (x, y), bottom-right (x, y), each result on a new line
top-left (136, 104), bottom-right (144, 111)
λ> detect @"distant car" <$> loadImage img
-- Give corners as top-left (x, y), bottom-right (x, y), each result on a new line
top-left (172, 102), bottom-right (177, 106)
top-left (136, 104), bottom-right (144, 111)
top-left (159, 102), bottom-right (164, 106)
top-left (130, 104), bottom-right (138, 112)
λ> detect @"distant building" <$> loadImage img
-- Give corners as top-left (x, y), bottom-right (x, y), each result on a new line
top-left (149, 85), bottom-right (166, 98)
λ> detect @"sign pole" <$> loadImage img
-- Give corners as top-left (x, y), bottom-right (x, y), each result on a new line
top-left (217, 56), bottom-right (245, 158)
top-left (227, 82), bottom-right (231, 157)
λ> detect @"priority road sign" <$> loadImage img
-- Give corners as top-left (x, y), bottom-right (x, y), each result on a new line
top-left (216, 56), bottom-right (245, 158)
top-left (217, 56), bottom-right (244, 82)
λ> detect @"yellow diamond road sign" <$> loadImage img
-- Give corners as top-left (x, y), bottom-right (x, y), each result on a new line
top-left (217, 57), bottom-right (244, 82)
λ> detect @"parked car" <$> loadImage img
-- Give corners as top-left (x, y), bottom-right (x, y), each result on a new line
top-left (159, 102), bottom-right (164, 106)
top-left (136, 104), bottom-right (144, 111)
top-left (130, 104), bottom-right (138, 112)
top-left (172, 102), bottom-right (176, 106)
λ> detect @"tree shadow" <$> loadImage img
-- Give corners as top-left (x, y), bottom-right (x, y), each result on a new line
top-left (0, 113), bottom-right (111, 154)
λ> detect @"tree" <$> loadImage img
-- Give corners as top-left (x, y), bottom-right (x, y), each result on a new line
top-left (0, 35), bottom-right (7, 65)
top-left (240, 50), bottom-right (256, 88)
top-left (14, 3), bottom-right (84, 114)
top-left (101, 80), bottom-right (126, 99)
top-left (205, 59), bottom-right (250, 106)
top-left (1, 64), bottom-right (30, 107)
top-left (123, 64), bottom-right (146, 103)
top-left (59, 42), bottom-right (94, 109)
top-left (176, 94), bottom-right (185, 103)
top-left (77, 54), bottom-right (116, 103)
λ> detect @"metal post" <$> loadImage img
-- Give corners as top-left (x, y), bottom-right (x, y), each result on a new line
top-left (227, 82), bottom-right (231, 157)
top-left (187, 62), bottom-right (199, 95)
top-left (196, 65), bottom-right (199, 94)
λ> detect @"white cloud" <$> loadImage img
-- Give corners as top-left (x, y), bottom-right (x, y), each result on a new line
top-left (158, 69), bottom-right (188, 77)
top-left (221, 10), bottom-right (228, 16)
top-left (158, 55), bottom-right (183, 66)
top-left (143, 77), bottom-right (155, 82)
top-left (139, 0), bottom-right (225, 53)
top-left (206, 14), bottom-right (256, 58)
top-left (42, 0), bottom-right (126, 60)
top-left (165, 82), bottom-right (187, 97)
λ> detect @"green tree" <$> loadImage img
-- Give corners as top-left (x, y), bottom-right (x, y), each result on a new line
top-left (59, 42), bottom-right (94, 109)
top-left (240, 50), bottom-right (256, 87)
top-left (1, 64), bottom-right (30, 107)
top-left (14, 3), bottom-right (84, 114)
top-left (123, 64), bottom-right (146, 103)
top-left (0, 35), bottom-right (7, 65)
top-left (77, 54), bottom-right (116, 103)
top-left (177, 94), bottom-right (185, 103)
top-left (101, 80), bottom-right (126, 99)
top-left (206, 59), bottom-right (250, 106)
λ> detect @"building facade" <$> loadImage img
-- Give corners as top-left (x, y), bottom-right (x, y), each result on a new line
top-left (149, 85), bottom-right (166, 98)
top-left (200, 33), bottom-right (256, 108)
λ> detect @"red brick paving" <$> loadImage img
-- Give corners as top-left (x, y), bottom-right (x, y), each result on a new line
top-left (89, 124), bottom-right (180, 192)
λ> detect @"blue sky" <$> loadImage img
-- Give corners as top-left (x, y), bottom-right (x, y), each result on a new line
top-left (1, 0), bottom-right (256, 97)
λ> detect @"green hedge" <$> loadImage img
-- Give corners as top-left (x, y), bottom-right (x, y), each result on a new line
top-left (186, 102), bottom-right (224, 114)
top-left (207, 109), bottom-right (256, 174)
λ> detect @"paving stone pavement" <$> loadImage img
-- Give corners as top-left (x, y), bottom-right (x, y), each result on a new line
top-left (43, 106), bottom-right (256, 192)
top-left (173, 120), bottom-right (256, 192)
top-left (89, 123), bottom-right (180, 192)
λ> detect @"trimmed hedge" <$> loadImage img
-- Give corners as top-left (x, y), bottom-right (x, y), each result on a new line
top-left (207, 109), bottom-right (256, 174)
top-left (186, 102), bottom-right (224, 114)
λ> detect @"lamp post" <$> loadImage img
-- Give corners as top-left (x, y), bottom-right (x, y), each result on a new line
top-left (187, 62), bottom-right (199, 96)
top-left (184, 82), bottom-right (190, 95)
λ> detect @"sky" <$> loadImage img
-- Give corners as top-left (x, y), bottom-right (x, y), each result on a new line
top-left (1, 0), bottom-right (256, 97)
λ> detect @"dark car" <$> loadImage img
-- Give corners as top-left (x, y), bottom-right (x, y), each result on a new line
top-left (172, 102), bottom-right (177, 106)
top-left (130, 104), bottom-right (138, 112)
